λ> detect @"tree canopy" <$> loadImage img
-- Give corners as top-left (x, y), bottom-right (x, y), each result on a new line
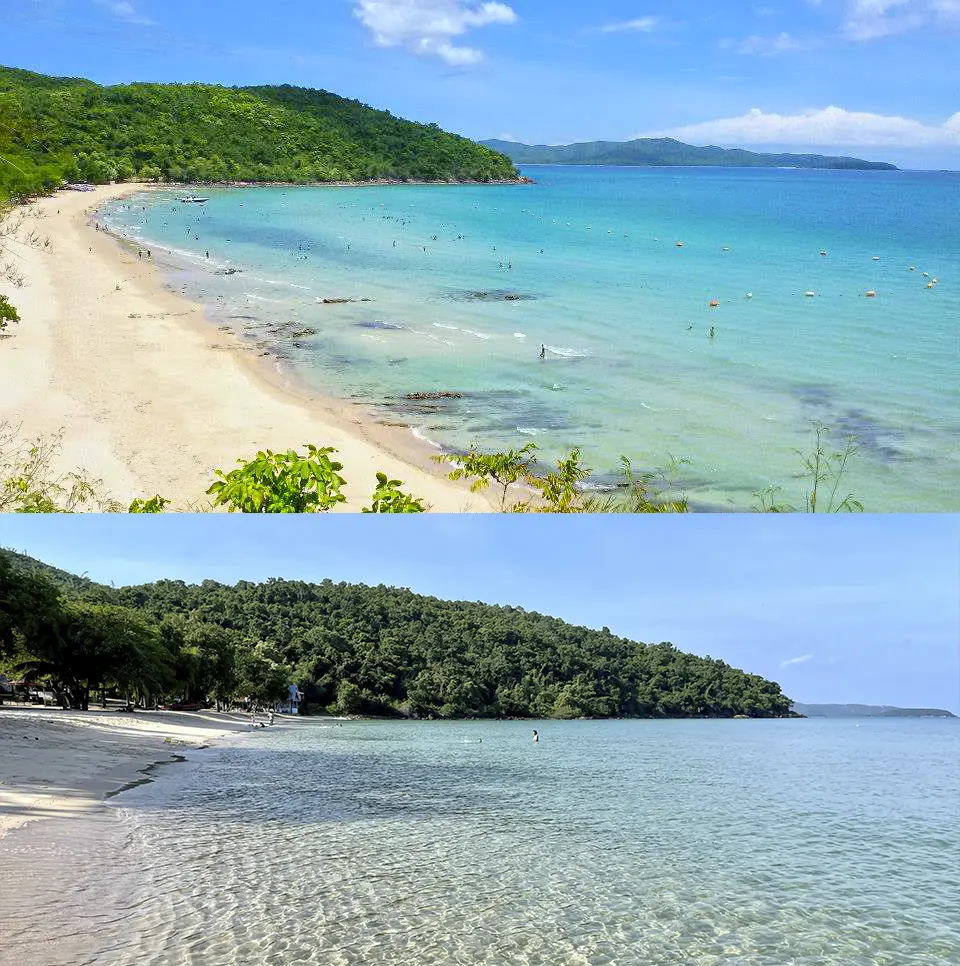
top-left (1, 549), bottom-right (794, 719)
top-left (0, 66), bottom-right (518, 201)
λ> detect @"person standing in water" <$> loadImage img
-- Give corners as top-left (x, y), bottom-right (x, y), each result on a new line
top-left (539, 343), bottom-right (546, 360)
top-left (532, 730), bottom-right (539, 743)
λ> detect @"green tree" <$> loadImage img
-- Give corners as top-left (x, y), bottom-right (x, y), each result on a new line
top-left (363, 472), bottom-right (426, 513)
top-left (435, 441), bottom-right (537, 510)
top-left (237, 641), bottom-right (292, 708)
top-left (0, 551), bottom-right (61, 658)
top-left (207, 444), bottom-right (347, 512)
top-left (0, 294), bottom-right (19, 331)
top-left (15, 602), bottom-right (168, 709)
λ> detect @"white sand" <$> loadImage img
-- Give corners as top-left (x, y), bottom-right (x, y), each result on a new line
top-left (0, 707), bottom-right (257, 837)
top-left (0, 184), bottom-right (489, 511)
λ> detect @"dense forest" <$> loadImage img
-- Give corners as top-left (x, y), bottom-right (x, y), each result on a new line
top-left (481, 137), bottom-right (897, 170)
top-left (1, 549), bottom-right (795, 719)
top-left (0, 66), bottom-right (518, 201)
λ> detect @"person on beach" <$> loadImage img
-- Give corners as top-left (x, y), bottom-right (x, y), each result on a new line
top-left (532, 730), bottom-right (539, 743)
top-left (539, 343), bottom-right (546, 360)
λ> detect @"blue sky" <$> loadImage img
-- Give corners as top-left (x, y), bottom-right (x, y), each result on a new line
top-left (1, 515), bottom-right (957, 712)
top-left (6, 0), bottom-right (960, 168)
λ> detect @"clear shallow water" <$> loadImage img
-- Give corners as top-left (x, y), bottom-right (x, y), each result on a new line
top-left (99, 167), bottom-right (960, 509)
top-left (5, 718), bottom-right (959, 966)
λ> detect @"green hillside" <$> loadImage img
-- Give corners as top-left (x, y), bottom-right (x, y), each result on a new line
top-left (481, 137), bottom-right (897, 171)
top-left (0, 66), bottom-right (518, 201)
top-left (793, 702), bottom-right (955, 718)
top-left (2, 549), bottom-right (796, 719)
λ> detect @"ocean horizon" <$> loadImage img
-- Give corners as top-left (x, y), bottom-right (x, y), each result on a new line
top-left (6, 716), bottom-right (958, 966)
top-left (99, 166), bottom-right (960, 511)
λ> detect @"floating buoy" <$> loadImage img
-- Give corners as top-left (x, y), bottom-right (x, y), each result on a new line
top-left (709, 299), bottom-right (720, 308)
top-left (804, 291), bottom-right (816, 297)
top-left (865, 290), bottom-right (876, 297)
top-left (745, 292), bottom-right (753, 299)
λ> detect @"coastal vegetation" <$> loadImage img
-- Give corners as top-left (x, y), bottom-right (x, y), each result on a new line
top-left (481, 137), bottom-right (898, 170)
top-left (0, 294), bottom-right (18, 330)
top-left (0, 65), bottom-right (518, 202)
top-left (1, 549), bottom-right (796, 718)
top-left (0, 422), bottom-right (860, 513)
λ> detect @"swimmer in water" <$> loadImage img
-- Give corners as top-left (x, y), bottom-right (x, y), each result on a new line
top-left (532, 730), bottom-right (539, 743)
top-left (539, 343), bottom-right (546, 360)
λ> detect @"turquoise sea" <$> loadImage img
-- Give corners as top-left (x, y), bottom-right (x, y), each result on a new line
top-left (99, 167), bottom-right (960, 510)
top-left (6, 718), bottom-right (959, 965)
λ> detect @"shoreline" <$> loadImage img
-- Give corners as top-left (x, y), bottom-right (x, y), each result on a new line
top-left (0, 707), bottom-right (261, 838)
top-left (0, 183), bottom-right (493, 511)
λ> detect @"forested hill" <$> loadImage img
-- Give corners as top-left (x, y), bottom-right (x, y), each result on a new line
top-left (792, 703), bottom-right (955, 718)
top-left (1, 549), bottom-right (794, 719)
top-left (0, 66), bottom-right (519, 200)
top-left (481, 137), bottom-right (897, 171)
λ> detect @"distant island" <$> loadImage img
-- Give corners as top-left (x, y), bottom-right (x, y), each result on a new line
top-left (792, 703), bottom-right (955, 718)
top-left (0, 65), bottom-right (519, 201)
top-left (3, 549), bottom-right (798, 719)
top-left (481, 137), bottom-right (898, 171)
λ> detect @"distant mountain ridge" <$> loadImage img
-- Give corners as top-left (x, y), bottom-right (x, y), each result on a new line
top-left (792, 702), bottom-right (955, 718)
top-left (481, 137), bottom-right (898, 171)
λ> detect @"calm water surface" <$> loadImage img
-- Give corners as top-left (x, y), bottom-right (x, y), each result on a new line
top-left (5, 718), bottom-right (959, 965)
top-left (98, 167), bottom-right (960, 510)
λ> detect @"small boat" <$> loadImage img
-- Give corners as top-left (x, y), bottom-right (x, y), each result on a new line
top-left (804, 291), bottom-right (816, 297)
top-left (180, 195), bottom-right (209, 204)
top-left (865, 290), bottom-right (877, 298)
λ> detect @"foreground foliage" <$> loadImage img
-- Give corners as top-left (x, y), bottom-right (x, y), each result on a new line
top-left (0, 294), bottom-right (18, 330)
top-left (0, 65), bottom-right (518, 201)
top-left (0, 423), bottom-right (861, 514)
top-left (2, 550), bottom-right (795, 718)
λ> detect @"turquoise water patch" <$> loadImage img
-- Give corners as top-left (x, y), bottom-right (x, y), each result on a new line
top-left (100, 167), bottom-right (960, 509)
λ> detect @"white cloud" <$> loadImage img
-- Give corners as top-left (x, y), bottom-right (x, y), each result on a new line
top-left (653, 106), bottom-right (960, 148)
top-left (726, 31), bottom-right (800, 54)
top-left (353, 0), bottom-right (517, 65)
top-left (599, 16), bottom-right (661, 33)
top-left (780, 654), bottom-right (815, 667)
top-left (97, 0), bottom-right (155, 24)
top-left (843, 0), bottom-right (960, 39)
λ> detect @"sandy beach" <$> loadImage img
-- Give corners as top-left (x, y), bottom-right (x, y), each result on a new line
top-left (0, 706), bottom-right (259, 837)
top-left (0, 184), bottom-right (489, 511)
